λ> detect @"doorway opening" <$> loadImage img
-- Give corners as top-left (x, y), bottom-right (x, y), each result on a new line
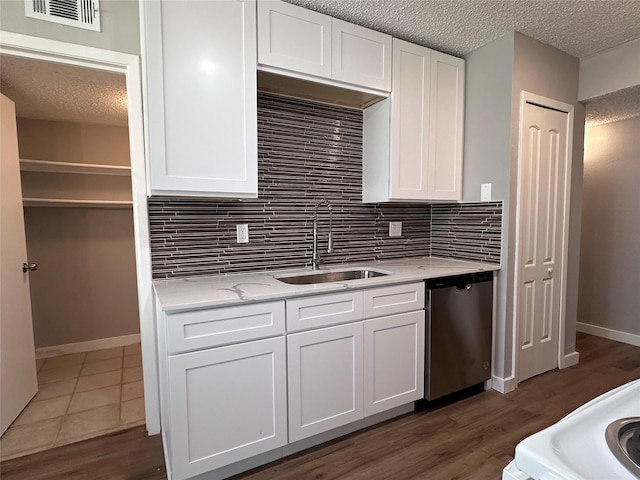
top-left (0, 33), bottom-right (158, 459)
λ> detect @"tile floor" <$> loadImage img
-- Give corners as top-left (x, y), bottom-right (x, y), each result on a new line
top-left (0, 344), bottom-right (145, 461)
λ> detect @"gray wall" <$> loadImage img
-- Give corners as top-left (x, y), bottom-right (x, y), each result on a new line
top-left (578, 116), bottom-right (640, 336)
top-left (463, 33), bottom-right (514, 379)
top-left (18, 119), bottom-right (140, 348)
top-left (0, 0), bottom-right (140, 55)
top-left (511, 32), bottom-right (584, 358)
top-left (464, 31), bottom-right (583, 382)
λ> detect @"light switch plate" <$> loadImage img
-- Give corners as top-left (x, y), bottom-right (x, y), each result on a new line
top-left (236, 224), bottom-right (249, 243)
top-left (481, 183), bottom-right (492, 201)
top-left (389, 221), bottom-right (402, 237)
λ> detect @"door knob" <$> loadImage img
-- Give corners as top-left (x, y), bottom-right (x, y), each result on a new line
top-left (22, 262), bottom-right (38, 272)
top-left (547, 267), bottom-right (553, 275)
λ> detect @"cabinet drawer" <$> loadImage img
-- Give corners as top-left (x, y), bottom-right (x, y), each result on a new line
top-left (166, 301), bottom-right (285, 354)
top-left (363, 282), bottom-right (424, 318)
top-left (286, 291), bottom-right (363, 332)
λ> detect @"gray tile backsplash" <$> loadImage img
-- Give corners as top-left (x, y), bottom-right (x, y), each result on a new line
top-left (149, 92), bottom-right (501, 279)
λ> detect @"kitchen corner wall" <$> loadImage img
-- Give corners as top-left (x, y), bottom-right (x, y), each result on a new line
top-left (149, 92), bottom-right (501, 279)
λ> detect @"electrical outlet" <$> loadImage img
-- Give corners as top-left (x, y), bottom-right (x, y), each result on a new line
top-left (481, 183), bottom-right (492, 201)
top-left (236, 224), bottom-right (249, 243)
top-left (389, 221), bottom-right (402, 237)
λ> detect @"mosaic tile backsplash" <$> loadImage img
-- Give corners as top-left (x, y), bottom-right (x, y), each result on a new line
top-left (149, 92), bottom-right (502, 279)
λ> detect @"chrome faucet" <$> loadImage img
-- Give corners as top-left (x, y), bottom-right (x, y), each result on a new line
top-left (312, 199), bottom-right (333, 270)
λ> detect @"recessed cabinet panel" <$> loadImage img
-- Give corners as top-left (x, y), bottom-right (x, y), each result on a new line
top-left (168, 337), bottom-right (287, 479)
top-left (287, 322), bottom-right (364, 442)
top-left (143, 0), bottom-right (257, 197)
top-left (390, 39), bottom-right (431, 200)
top-left (364, 311), bottom-right (425, 416)
top-left (427, 51), bottom-right (464, 200)
top-left (332, 19), bottom-right (392, 91)
top-left (257, 0), bottom-right (332, 78)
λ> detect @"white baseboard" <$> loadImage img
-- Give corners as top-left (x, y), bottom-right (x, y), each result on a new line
top-left (577, 322), bottom-right (640, 347)
top-left (36, 333), bottom-right (141, 359)
top-left (560, 351), bottom-right (580, 369)
top-left (491, 375), bottom-right (517, 394)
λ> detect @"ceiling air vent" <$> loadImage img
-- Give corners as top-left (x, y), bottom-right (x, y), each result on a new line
top-left (25, 0), bottom-right (101, 32)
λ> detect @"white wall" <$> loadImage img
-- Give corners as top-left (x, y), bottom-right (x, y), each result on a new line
top-left (578, 116), bottom-right (640, 339)
top-left (0, 0), bottom-right (140, 55)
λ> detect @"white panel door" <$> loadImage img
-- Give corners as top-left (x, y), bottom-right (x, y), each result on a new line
top-left (144, 0), bottom-right (257, 197)
top-left (363, 311), bottom-right (424, 416)
top-left (516, 99), bottom-right (570, 382)
top-left (389, 39), bottom-right (431, 200)
top-left (257, 0), bottom-right (332, 79)
top-left (331, 19), bottom-right (392, 91)
top-left (0, 93), bottom-right (38, 434)
top-left (287, 322), bottom-right (364, 442)
top-left (427, 51), bottom-right (464, 201)
top-left (167, 337), bottom-right (287, 480)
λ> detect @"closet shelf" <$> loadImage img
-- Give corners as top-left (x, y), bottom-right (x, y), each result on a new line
top-left (20, 159), bottom-right (131, 176)
top-left (23, 198), bottom-right (133, 208)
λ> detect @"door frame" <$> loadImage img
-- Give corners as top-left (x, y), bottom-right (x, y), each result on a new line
top-left (512, 91), bottom-right (574, 385)
top-left (0, 31), bottom-right (160, 435)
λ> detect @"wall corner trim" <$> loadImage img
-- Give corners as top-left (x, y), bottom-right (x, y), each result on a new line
top-left (491, 374), bottom-right (517, 394)
top-left (559, 351), bottom-right (580, 369)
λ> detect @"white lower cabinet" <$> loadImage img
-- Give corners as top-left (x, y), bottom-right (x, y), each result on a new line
top-left (364, 311), bottom-right (425, 416)
top-left (287, 322), bottom-right (364, 442)
top-left (167, 337), bottom-right (287, 480)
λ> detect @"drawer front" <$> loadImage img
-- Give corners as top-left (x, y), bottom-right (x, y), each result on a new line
top-left (286, 291), bottom-right (363, 332)
top-left (363, 282), bottom-right (425, 318)
top-left (166, 301), bottom-right (285, 354)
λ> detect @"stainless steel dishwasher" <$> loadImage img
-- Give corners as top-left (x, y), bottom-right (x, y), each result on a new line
top-left (425, 272), bottom-right (493, 400)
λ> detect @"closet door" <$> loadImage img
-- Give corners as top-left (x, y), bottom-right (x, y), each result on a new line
top-left (0, 94), bottom-right (38, 434)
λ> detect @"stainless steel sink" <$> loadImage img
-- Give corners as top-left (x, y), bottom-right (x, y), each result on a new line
top-left (277, 269), bottom-right (389, 285)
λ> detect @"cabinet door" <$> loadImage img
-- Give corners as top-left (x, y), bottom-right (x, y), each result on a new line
top-left (389, 39), bottom-right (431, 200)
top-left (167, 337), bottom-right (286, 480)
top-left (427, 51), bottom-right (464, 200)
top-left (364, 311), bottom-right (425, 416)
top-left (287, 323), bottom-right (364, 442)
top-left (143, 0), bottom-right (257, 197)
top-left (258, 0), bottom-right (332, 79)
top-left (331, 19), bottom-right (392, 92)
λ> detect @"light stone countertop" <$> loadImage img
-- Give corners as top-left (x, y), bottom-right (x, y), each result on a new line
top-left (153, 257), bottom-right (501, 312)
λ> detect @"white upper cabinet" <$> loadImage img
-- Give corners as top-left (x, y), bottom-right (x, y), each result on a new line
top-left (331, 19), bottom-right (392, 91)
top-left (142, 0), bottom-right (257, 198)
top-left (258, 0), bottom-right (392, 92)
top-left (363, 39), bottom-right (464, 202)
top-left (427, 51), bottom-right (465, 200)
top-left (257, 0), bottom-right (331, 78)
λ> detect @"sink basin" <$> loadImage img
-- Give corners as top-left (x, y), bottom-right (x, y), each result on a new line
top-left (277, 269), bottom-right (389, 285)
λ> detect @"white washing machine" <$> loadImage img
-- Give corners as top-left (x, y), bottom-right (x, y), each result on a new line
top-left (503, 379), bottom-right (640, 479)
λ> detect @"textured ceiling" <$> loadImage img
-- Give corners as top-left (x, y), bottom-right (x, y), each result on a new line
top-left (584, 85), bottom-right (640, 127)
top-left (1, 1), bottom-right (639, 127)
top-left (0, 54), bottom-right (128, 127)
top-left (284, 0), bottom-right (640, 58)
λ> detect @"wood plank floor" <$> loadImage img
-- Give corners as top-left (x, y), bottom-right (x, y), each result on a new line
top-left (2, 332), bottom-right (638, 480)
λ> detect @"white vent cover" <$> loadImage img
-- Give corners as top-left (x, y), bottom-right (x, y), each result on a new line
top-left (25, 0), bottom-right (101, 32)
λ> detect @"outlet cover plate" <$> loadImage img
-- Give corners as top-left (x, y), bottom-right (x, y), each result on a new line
top-left (236, 224), bottom-right (249, 243)
top-left (389, 221), bottom-right (402, 237)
